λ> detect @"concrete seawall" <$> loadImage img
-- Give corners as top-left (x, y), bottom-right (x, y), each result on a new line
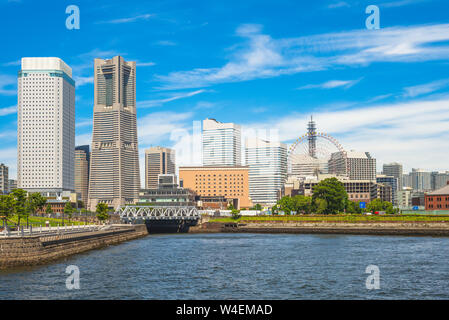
top-left (190, 221), bottom-right (449, 237)
top-left (0, 224), bottom-right (148, 269)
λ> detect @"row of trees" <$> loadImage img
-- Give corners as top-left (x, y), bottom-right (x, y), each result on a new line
top-left (0, 189), bottom-right (111, 227)
top-left (275, 177), bottom-right (396, 215)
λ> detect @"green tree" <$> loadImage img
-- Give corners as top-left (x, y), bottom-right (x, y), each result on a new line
top-left (367, 199), bottom-right (394, 214)
top-left (45, 204), bottom-right (53, 215)
top-left (346, 200), bottom-right (362, 214)
top-left (292, 195), bottom-right (312, 214)
top-left (278, 196), bottom-right (294, 215)
top-left (64, 202), bottom-right (74, 223)
top-left (0, 194), bottom-right (14, 228)
top-left (231, 209), bottom-right (240, 220)
top-left (11, 189), bottom-right (28, 227)
top-left (96, 203), bottom-right (110, 222)
top-left (312, 178), bottom-right (348, 214)
top-left (314, 198), bottom-right (328, 214)
top-left (227, 203), bottom-right (235, 210)
top-left (252, 204), bottom-right (262, 211)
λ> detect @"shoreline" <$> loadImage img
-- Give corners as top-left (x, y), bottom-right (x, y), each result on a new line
top-left (189, 221), bottom-right (449, 237)
top-left (0, 224), bottom-right (148, 269)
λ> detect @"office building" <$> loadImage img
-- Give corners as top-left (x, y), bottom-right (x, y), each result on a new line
top-left (376, 174), bottom-right (398, 205)
top-left (17, 57), bottom-right (75, 193)
top-left (8, 179), bottom-right (17, 193)
top-left (245, 138), bottom-right (287, 206)
top-left (409, 168), bottom-right (432, 192)
top-left (179, 166), bottom-right (251, 209)
top-left (431, 171), bottom-right (449, 191)
top-left (88, 56), bottom-right (140, 211)
top-left (145, 147), bottom-right (175, 189)
top-left (202, 118), bottom-right (241, 166)
top-left (0, 164), bottom-right (8, 194)
top-left (382, 163), bottom-right (403, 192)
top-left (328, 151), bottom-right (376, 181)
top-left (75, 145), bottom-right (90, 206)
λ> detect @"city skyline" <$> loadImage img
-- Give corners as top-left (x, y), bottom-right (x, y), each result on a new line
top-left (1, 0), bottom-right (449, 185)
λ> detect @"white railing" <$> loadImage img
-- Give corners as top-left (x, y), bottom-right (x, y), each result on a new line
top-left (0, 224), bottom-right (104, 238)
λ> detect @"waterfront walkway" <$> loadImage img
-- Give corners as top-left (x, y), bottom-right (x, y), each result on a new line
top-left (1, 224), bottom-right (108, 238)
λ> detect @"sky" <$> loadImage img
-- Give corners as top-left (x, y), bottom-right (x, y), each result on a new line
top-left (1, 0), bottom-right (449, 185)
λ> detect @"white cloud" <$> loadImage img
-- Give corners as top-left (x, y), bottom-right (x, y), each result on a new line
top-left (98, 14), bottom-right (153, 24)
top-left (242, 97), bottom-right (449, 172)
top-left (74, 76), bottom-right (94, 87)
top-left (0, 105), bottom-right (16, 116)
top-left (403, 79), bottom-right (449, 98)
top-left (0, 74), bottom-right (16, 95)
top-left (156, 23), bottom-right (449, 90)
top-left (298, 79), bottom-right (361, 90)
top-left (137, 61), bottom-right (156, 67)
top-left (138, 89), bottom-right (207, 108)
top-left (327, 1), bottom-right (350, 9)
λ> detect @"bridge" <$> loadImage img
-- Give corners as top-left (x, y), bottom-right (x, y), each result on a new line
top-left (115, 206), bottom-right (201, 233)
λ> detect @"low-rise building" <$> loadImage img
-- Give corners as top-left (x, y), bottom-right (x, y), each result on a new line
top-left (137, 174), bottom-right (197, 207)
top-left (179, 166), bottom-right (252, 209)
top-left (281, 174), bottom-right (390, 204)
top-left (425, 183), bottom-right (449, 210)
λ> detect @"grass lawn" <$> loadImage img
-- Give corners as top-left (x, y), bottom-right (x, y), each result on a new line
top-left (4, 215), bottom-right (86, 227)
top-left (209, 214), bottom-right (449, 223)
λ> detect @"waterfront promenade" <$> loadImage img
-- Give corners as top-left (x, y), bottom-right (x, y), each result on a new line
top-left (0, 224), bottom-right (148, 269)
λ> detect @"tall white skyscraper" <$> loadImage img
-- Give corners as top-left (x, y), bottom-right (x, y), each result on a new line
top-left (17, 57), bottom-right (75, 192)
top-left (202, 118), bottom-right (241, 166)
top-left (245, 138), bottom-right (287, 206)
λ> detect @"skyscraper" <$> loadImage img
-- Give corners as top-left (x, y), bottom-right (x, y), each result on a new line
top-left (245, 138), bottom-right (287, 206)
top-left (88, 56), bottom-right (140, 211)
top-left (75, 145), bottom-right (90, 206)
top-left (202, 118), bottom-right (241, 166)
top-left (409, 168), bottom-right (432, 192)
top-left (383, 162), bottom-right (403, 192)
top-left (17, 57), bottom-right (75, 193)
top-left (145, 147), bottom-right (176, 189)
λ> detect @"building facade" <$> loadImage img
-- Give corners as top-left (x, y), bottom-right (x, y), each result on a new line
top-left (382, 162), bottom-right (403, 192)
top-left (245, 138), bottom-right (287, 206)
top-left (88, 56), bottom-right (140, 211)
top-left (376, 174), bottom-right (398, 205)
top-left (17, 57), bottom-right (75, 193)
top-left (328, 151), bottom-right (376, 181)
top-left (8, 179), bottom-right (17, 192)
top-left (409, 168), bottom-right (432, 192)
top-left (75, 145), bottom-right (90, 206)
top-left (425, 183), bottom-right (449, 210)
top-left (398, 187), bottom-right (413, 208)
top-left (145, 146), bottom-right (175, 189)
top-left (0, 164), bottom-right (8, 194)
top-left (202, 118), bottom-right (241, 166)
top-left (431, 171), bottom-right (449, 191)
top-left (179, 166), bottom-right (251, 209)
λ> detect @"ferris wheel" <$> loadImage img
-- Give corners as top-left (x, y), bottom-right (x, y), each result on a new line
top-left (287, 117), bottom-right (349, 177)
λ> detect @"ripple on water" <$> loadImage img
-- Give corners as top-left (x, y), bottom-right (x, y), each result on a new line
top-left (1, 233), bottom-right (449, 299)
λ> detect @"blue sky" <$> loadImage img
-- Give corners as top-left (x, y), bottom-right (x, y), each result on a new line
top-left (1, 0), bottom-right (449, 183)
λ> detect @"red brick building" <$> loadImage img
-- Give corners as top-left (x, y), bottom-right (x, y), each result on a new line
top-left (425, 183), bottom-right (449, 210)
